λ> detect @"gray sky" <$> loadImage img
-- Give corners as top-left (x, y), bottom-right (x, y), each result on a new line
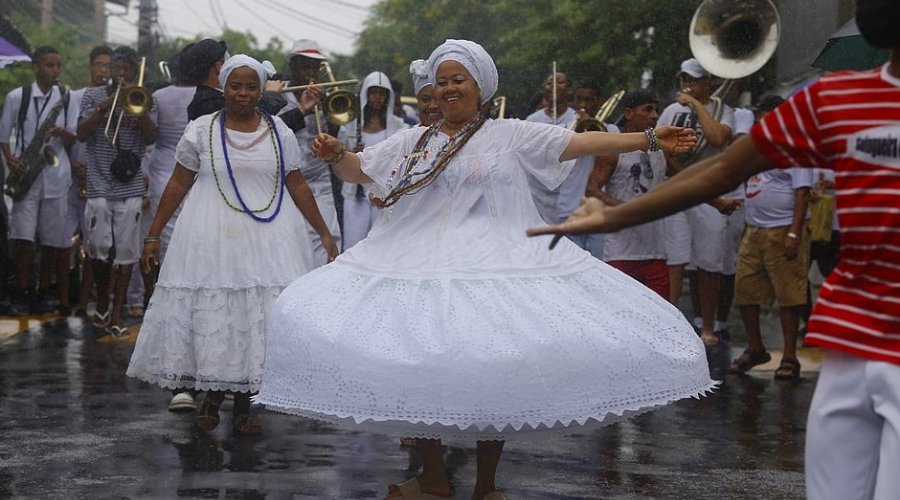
top-left (107, 0), bottom-right (377, 57)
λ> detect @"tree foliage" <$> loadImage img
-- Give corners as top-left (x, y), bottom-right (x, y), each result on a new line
top-left (350, 0), bottom-right (726, 117)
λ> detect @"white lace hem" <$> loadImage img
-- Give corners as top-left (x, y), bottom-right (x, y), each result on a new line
top-left (256, 379), bottom-right (718, 442)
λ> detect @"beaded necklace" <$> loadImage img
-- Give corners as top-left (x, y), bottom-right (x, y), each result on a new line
top-left (207, 109), bottom-right (286, 223)
top-left (372, 113), bottom-right (485, 208)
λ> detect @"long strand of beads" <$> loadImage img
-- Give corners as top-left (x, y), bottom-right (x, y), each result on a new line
top-left (208, 110), bottom-right (286, 223)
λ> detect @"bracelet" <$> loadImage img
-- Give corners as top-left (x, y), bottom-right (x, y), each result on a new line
top-left (325, 146), bottom-right (347, 166)
top-left (645, 127), bottom-right (660, 152)
top-left (786, 232), bottom-right (799, 240)
top-left (144, 236), bottom-right (160, 244)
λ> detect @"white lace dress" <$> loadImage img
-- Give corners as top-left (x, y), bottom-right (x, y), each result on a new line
top-left (127, 113), bottom-right (316, 393)
top-left (257, 118), bottom-right (714, 438)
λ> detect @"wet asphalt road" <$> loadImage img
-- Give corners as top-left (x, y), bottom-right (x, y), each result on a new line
top-left (0, 315), bottom-right (814, 499)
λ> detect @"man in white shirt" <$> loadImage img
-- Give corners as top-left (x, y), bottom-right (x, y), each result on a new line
top-left (0, 46), bottom-right (79, 315)
top-left (658, 58), bottom-right (739, 346)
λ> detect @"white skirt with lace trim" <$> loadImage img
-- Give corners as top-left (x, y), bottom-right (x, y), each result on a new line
top-left (127, 285), bottom-right (284, 393)
top-left (256, 263), bottom-right (716, 440)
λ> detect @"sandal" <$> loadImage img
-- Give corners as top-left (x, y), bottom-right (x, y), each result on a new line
top-left (385, 478), bottom-right (452, 499)
top-left (196, 395), bottom-right (223, 431)
top-left (91, 310), bottom-right (110, 328)
top-left (232, 414), bottom-right (263, 435)
top-left (774, 357), bottom-right (801, 380)
top-left (728, 348), bottom-right (771, 374)
top-left (106, 325), bottom-right (130, 339)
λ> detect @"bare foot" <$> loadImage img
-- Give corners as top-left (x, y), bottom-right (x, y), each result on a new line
top-left (386, 476), bottom-right (452, 499)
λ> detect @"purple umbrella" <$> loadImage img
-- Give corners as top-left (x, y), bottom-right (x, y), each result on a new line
top-left (0, 15), bottom-right (31, 69)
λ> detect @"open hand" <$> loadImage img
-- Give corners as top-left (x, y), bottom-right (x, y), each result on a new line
top-left (654, 126), bottom-right (698, 154)
top-left (526, 197), bottom-right (610, 250)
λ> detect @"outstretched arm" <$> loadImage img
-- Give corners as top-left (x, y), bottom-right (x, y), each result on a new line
top-left (528, 135), bottom-right (770, 245)
top-left (311, 133), bottom-right (373, 184)
top-left (560, 126), bottom-right (696, 162)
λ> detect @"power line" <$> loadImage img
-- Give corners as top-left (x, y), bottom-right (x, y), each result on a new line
top-left (266, 0), bottom-right (358, 37)
top-left (309, 0), bottom-right (370, 14)
top-left (179, 0), bottom-right (218, 35)
top-left (234, 1), bottom-right (292, 41)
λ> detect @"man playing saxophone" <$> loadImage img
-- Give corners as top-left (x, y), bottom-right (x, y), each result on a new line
top-left (0, 45), bottom-right (79, 315)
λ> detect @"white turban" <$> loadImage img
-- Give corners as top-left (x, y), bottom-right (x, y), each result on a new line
top-left (218, 54), bottom-right (269, 88)
top-left (409, 59), bottom-right (431, 95)
top-left (427, 39), bottom-right (498, 104)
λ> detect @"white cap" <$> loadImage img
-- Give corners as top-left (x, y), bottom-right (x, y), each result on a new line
top-left (287, 39), bottom-right (327, 60)
top-left (678, 58), bottom-right (709, 79)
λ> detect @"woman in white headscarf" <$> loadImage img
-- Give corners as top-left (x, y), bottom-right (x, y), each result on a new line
top-left (341, 71), bottom-right (409, 250)
top-left (258, 40), bottom-right (705, 499)
top-left (127, 55), bottom-right (337, 435)
top-left (410, 58), bottom-right (442, 127)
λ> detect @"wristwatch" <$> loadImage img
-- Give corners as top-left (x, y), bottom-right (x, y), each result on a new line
top-left (786, 232), bottom-right (799, 240)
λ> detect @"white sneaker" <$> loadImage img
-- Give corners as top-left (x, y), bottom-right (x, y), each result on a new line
top-left (168, 392), bottom-right (196, 412)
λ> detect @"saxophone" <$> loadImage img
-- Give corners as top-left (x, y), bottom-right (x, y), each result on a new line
top-left (4, 86), bottom-right (70, 201)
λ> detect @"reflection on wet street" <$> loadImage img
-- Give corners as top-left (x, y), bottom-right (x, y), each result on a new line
top-left (0, 317), bottom-right (812, 499)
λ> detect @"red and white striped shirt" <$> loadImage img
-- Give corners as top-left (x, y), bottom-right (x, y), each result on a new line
top-left (751, 64), bottom-right (900, 364)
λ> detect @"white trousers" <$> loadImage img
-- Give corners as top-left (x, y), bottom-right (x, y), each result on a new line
top-left (308, 191), bottom-right (341, 267)
top-left (806, 351), bottom-right (900, 500)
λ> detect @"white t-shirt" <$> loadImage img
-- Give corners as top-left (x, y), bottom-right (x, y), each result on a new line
top-left (658, 100), bottom-right (738, 199)
top-left (744, 167), bottom-right (814, 227)
top-left (603, 150), bottom-right (668, 261)
top-left (147, 85), bottom-right (195, 200)
top-left (0, 82), bottom-right (78, 199)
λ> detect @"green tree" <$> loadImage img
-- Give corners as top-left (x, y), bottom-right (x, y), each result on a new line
top-left (350, 0), bottom-right (774, 118)
top-left (0, 14), bottom-right (94, 107)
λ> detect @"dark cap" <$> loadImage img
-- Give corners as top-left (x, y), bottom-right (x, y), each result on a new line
top-left (620, 89), bottom-right (658, 109)
top-left (184, 39), bottom-right (227, 80)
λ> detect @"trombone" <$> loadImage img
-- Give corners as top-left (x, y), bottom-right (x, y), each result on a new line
top-left (280, 62), bottom-right (359, 133)
top-left (572, 90), bottom-right (625, 133)
top-left (105, 56), bottom-right (152, 144)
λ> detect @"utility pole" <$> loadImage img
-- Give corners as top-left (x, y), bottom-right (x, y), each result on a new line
top-left (137, 0), bottom-right (157, 71)
top-left (93, 0), bottom-right (107, 44)
top-left (41, 0), bottom-right (54, 29)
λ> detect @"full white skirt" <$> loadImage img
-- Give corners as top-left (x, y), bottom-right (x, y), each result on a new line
top-left (257, 262), bottom-right (715, 439)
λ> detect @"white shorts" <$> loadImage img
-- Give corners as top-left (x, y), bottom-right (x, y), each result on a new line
top-left (722, 205), bottom-right (746, 275)
top-left (9, 176), bottom-right (71, 248)
top-left (83, 197), bottom-right (143, 265)
top-left (664, 204), bottom-right (727, 272)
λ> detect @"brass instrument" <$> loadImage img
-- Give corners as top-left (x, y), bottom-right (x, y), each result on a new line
top-left (105, 57), bottom-right (152, 145)
top-left (572, 90), bottom-right (625, 133)
top-left (320, 62), bottom-right (357, 127)
top-left (280, 62), bottom-right (359, 132)
top-left (689, 0), bottom-right (780, 80)
top-left (4, 86), bottom-right (70, 201)
top-left (682, 0), bottom-right (781, 162)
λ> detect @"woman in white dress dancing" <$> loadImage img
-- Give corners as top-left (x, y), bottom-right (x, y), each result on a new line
top-left (257, 40), bottom-right (709, 498)
top-left (127, 55), bottom-right (337, 435)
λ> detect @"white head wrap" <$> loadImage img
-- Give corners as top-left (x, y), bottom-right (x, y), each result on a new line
top-left (218, 54), bottom-right (269, 88)
top-left (409, 59), bottom-right (431, 95)
top-left (427, 39), bottom-right (498, 104)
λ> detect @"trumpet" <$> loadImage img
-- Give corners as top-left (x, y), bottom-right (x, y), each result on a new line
top-left (105, 57), bottom-right (152, 144)
top-left (280, 62), bottom-right (359, 131)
